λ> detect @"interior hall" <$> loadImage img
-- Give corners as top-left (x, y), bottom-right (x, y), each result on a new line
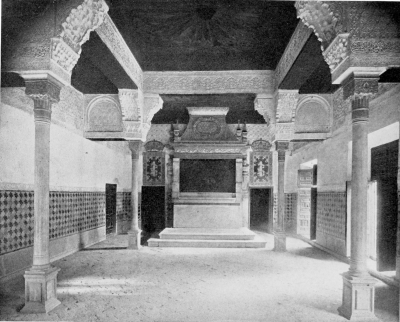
top-left (1, 1), bottom-right (400, 321)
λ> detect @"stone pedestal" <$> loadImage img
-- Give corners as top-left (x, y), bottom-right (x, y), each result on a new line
top-left (21, 266), bottom-right (61, 313)
top-left (127, 141), bottom-right (143, 250)
top-left (21, 77), bottom-right (61, 313)
top-left (338, 273), bottom-right (378, 321)
top-left (274, 141), bottom-right (289, 252)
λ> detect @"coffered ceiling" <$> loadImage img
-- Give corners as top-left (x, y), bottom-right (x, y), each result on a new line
top-left (107, 0), bottom-right (299, 71)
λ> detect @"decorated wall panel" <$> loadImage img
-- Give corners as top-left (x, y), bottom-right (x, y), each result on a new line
top-left (116, 192), bottom-right (131, 222)
top-left (316, 192), bottom-right (347, 240)
top-left (250, 139), bottom-right (273, 187)
top-left (297, 189), bottom-right (311, 236)
top-left (143, 140), bottom-right (165, 186)
top-left (0, 190), bottom-right (108, 255)
top-left (285, 193), bottom-right (298, 234)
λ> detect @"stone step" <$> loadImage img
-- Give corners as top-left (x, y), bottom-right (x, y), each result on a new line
top-left (159, 228), bottom-right (256, 240)
top-left (147, 236), bottom-right (266, 248)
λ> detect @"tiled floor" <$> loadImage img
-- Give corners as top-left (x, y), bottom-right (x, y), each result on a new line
top-left (0, 232), bottom-right (398, 322)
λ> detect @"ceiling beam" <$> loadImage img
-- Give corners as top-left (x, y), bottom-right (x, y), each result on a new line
top-left (275, 21), bottom-right (312, 88)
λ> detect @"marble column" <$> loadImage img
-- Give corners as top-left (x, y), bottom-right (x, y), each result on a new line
top-left (127, 141), bottom-right (143, 249)
top-left (21, 78), bottom-right (61, 313)
top-left (274, 141), bottom-right (289, 252)
top-left (338, 94), bottom-right (378, 321)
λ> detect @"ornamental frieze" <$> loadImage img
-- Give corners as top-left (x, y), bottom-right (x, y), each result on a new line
top-left (174, 145), bottom-right (247, 155)
top-left (143, 71), bottom-right (274, 94)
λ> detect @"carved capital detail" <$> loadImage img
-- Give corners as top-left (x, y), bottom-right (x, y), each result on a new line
top-left (351, 96), bottom-right (369, 123)
top-left (276, 140), bottom-right (290, 163)
top-left (25, 79), bottom-right (61, 122)
top-left (60, 0), bottom-right (109, 54)
top-left (343, 76), bottom-right (380, 100)
top-left (129, 141), bottom-right (143, 160)
top-left (323, 33), bottom-right (349, 72)
top-left (25, 79), bottom-right (61, 103)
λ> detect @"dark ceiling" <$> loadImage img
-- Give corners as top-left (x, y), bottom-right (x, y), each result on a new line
top-left (107, 0), bottom-right (299, 71)
top-left (152, 94), bottom-right (263, 124)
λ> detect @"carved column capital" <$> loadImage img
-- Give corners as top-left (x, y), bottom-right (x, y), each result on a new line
top-left (128, 141), bottom-right (143, 160)
top-left (25, 79), bottom-right (61, 123)
top-left (275, 141), bottom-right (290, 162)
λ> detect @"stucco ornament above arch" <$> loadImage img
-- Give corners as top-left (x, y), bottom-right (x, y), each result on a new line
top-left (294, 95), bottom-right (331, 133)
top-left (51, 0), bottom-right (109, 74)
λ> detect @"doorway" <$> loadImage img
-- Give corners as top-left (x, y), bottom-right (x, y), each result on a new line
top-left (371, 140), bottom-right (398, 271)
top-left (105, 184), bottom-right (117, 235)
top-left (250, 188), bottom-right (272, 232)
top-left (310, 188), bottom-right (317, 240)
top-left (141, 186), bottom-right (166, 235)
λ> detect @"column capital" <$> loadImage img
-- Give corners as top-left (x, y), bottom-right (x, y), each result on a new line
top-left (25, 78), bottom-right (62, 123)
top-left (275, 140), bottom-right (290, 162)
top-left (128, 140), bottom-right (143, 160)
top-left (342, 69), bottom-right (384, 100)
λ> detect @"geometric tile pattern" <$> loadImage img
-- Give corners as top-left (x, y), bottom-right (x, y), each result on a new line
top-left (285, 193), bottom-right (297, 234)
top-left (49, 192), bottom-right (106, 240)
top-left (117, 192), bottom-right (131, 222)
top-left (0, 190), bottom-right (34, 255)
top-left (316, 192), bottom-right (346, 239)
top-left (0, 190), bottom-right (107, 255)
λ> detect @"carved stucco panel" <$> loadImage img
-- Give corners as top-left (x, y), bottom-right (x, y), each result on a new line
top-left (276, 91), bottom-right (298, 123)
top-left (86, 95), bottom-right (123, 132)
top-left (119, 89), bottom-right (141, 121)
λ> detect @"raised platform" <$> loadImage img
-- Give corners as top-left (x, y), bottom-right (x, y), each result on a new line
top-left (148, 228), bottom-right (266, 248)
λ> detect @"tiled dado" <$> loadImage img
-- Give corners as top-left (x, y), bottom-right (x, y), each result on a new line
top-left (316, 192), bottom-right (346, 239)
top-left (117, 192), bottom-right (132, 222)
top-left (285, 193), bottom-right (297, 233)
top-left (0, 190), bottom-right (107, 255)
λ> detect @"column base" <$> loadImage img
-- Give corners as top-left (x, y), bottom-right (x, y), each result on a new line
top-left (273, 231), bottom-right (286, 252)
top-left (127, 229), bottom-right (142, 250)
top-left (20, 266), bottom-right (61, 314)
top-left (337, 272), bottom-right (379, 321)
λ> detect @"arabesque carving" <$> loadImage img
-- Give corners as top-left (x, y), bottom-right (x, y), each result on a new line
top-left (323, 34), bottom-right (349, 72)
top-left (86, 96), bottom-right (123, 132)
top-left (119, 89), bottom-right (141, 121)
top-left (144, 71), bottom-right (273, 94)
top-left (51, 38), bottom-right (80, 73)
top-left (295, 1), bottom-right (340, 49)
top-left (295, 95), bottom-right (331, 133)
top-left (276, 91), bottom-right (298, 123)
top-left (254, 95), bottom-right (274, 125)
top-left (60, 0), bottom-right (109, 54)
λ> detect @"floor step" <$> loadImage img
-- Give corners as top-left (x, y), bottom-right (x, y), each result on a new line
top-left (159, 228), bottom-right (256, 240)
top-left (148, 235), bottom-right (266, 248)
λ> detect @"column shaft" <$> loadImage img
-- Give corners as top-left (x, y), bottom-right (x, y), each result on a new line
top-left (32, 100), bottom-right (52, 268)
top-left (349, 97), bottom-right (369, 276)
top-left (128, 141), bottom-right (142, 249)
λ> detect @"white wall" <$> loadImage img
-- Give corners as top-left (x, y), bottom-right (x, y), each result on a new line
top-left (0, 88), bottom-right (131, 192)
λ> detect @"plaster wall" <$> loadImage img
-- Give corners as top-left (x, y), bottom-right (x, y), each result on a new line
top-left (0, 87), bottom-right (131, 191)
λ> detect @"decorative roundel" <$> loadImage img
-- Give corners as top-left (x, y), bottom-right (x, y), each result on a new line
top-left (194, 117), bottom-right (221, 136)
